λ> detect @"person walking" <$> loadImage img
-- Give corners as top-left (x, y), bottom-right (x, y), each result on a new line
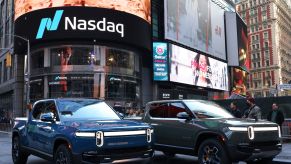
top-left (230, 101), bottom-right (242, 118)
top-left (243, 97), bottom-right (262, 120)
top-left (267, 103), bottom-right (285, 127)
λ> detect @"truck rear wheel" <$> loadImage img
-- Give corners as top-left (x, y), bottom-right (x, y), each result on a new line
top-left (12, 136), bottom-right (29, 164)
top-left (198, 139), bottom-right (231, 164)
top-left (54, 144), bottom-right (73, 164)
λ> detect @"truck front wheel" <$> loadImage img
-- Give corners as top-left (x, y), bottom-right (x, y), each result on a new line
top-left (12, 136), bottom-right (29, 164)
top-left (198, 139), bottom-right (230, 164)
top-left (54, 144), bottom-right (73, 164)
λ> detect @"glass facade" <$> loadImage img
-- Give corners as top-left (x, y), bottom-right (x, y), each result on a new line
top-left (29, 45), bottom-right (141, 106)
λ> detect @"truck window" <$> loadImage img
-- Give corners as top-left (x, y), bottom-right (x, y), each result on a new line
top-left (167, 102), bottom-right (189, 118)
top-left (149, 103), bottom-right (167, 118)
top-left (32, 102), bottom-right (45, 120)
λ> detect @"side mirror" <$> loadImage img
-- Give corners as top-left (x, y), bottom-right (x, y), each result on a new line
top-left (27, 103), bottom-right (33, 111)
top-left (177, 112), bottom-right (191, 120)
top-left (40, 113), bottom-right (55, 122)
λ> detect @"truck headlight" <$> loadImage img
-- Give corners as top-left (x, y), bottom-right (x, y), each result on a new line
top-left (75, 131), bottom-right (95, 137)
top-left (146, 128), bottom-right (153, 143)
top-left (278, 126), bottom-right (282, 138)
top-left (96, 131), bottom-right (104, 147)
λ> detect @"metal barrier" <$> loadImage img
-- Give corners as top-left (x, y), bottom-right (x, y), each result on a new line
top-left (282, 119), bottom-right (291, 140)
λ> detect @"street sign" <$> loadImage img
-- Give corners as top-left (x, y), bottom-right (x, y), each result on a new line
top-left (278, 84), bottom-right (291, 90)
top-left (269, 88), bottom-right (277, 94)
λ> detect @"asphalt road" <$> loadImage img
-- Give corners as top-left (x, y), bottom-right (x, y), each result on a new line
top-left (0, 133), bottom-right (286, 164)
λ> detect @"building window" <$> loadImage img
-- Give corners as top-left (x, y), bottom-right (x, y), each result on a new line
top-left (51, 46), bottom-right (99, 66)
top-left (252, 35), bottom-right (255, 42)
top-left (264, 42), bottom-right (268, 48)
top-left (252, 54), bottom-right (256, 59)
top-left (257, 53), bottom-right (260, 59)
top-left (264, 32), bottom-right (268, 38)
top-left (253, 62), bottom-right (257, 68)
top-left (252, 44), bottom-right (255, 50)
top-left (256, 35), bottom-right (259, 40)
top-left (31, 50), bottom-right (44, 69)
top-left (256, 44), bottom-right (259, 49)
top-left (266, 60), bottom-right (269, 66)
top-left (258, 62), bottom-right (261, 67)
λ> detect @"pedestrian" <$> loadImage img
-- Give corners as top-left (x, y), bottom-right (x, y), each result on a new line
top-left (243, 97), bottom-right (262, 120)
top-left (267, 103), bottom-right (285, 127)
top-left (229, 101), bottom-right (242, 118)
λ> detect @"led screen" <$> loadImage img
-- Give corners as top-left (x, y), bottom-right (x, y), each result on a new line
top-left (232, 68), bottom-right (247, 96)
top-left (169, 44), bottom-right (228, 91)
top-left (165, 0), bottom-right (226, 60)
top-left (153, 42), bottom-right (168, 81)
top-left (14, 0), bottom-right (151, 23)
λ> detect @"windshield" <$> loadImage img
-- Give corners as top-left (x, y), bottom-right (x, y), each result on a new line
top-left (56, 99), bottom-right (120, 120)
top-left (184, 101), bottom-right (233, 119)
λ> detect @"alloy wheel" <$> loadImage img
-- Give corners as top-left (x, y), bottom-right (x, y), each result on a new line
top-left (202, 145), bottom-right (221, 164)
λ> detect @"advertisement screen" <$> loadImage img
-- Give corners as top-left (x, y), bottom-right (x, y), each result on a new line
top-left (153, 43), bottom-right (168, 81)
top-left (232, 68), bottom-right (247, 96)
top-left (165, 0), bottom-right (226, 60)
top-left (169, 44), bottom-right (228, 91)
top-left (14, 0), bottom-right (151, 23)
top-left (237, 15), bottom-right (250, 70)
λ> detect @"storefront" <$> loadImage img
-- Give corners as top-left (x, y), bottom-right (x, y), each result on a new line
top-left (14, 1), bottom-right (151, 110)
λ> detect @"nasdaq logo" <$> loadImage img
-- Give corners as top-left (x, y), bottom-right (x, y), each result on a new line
top-left (36, 10), bottom-right (64, 39)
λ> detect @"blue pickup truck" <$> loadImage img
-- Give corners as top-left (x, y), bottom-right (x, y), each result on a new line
top-left (12, 99), bottom-right (154, 164)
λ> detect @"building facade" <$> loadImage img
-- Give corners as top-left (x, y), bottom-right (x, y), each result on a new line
top-left (236, 0), bottom-right (291, 97)
top-left (1, 0), bottom-right (241, 121)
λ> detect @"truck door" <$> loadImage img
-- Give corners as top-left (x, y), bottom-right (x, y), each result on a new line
top-left (38, 100), bottom-right (58, 154)
top-left (164, 102), bottom-right (196, 148)
top-left (29, 101), bottom-right (46, 150)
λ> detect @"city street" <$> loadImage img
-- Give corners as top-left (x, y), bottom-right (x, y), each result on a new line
top-left (1, 132), bottom-right (290, 164)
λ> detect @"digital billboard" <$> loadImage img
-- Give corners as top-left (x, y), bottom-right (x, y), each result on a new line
top-left (164, 0), bottom-right (226, 60)
top-left (153, 43), bottom-right (168, 81)
top-left (169, 44), bottom-right (228, 91)
top-left (232, 68), bottom-right (247, 96)
top-left (14, 7), bottom-right (151, 53)
top-left (14, 0), bottom-right (151, 23)
top-left (226, 12), bottom-right (249, 70)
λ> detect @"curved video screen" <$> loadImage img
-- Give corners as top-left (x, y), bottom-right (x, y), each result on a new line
top-left (14, 0), bottom-right (151, 23)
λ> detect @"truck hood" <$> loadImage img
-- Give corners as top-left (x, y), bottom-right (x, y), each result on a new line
top-left (196, 118), bottom-right (278, 128)
top-left (62, 119), bottom-right (150, 131)
top-left (219, 118), bottom-right (278, 127)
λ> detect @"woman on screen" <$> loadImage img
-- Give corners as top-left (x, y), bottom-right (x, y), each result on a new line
top-left (192, 54), bottom-right (212, 88)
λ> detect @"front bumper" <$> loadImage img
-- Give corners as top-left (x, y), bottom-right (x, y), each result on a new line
top-left (227, 141), bottom-right (282, 162)
top-left (73, 146), bottom-right (154, 163)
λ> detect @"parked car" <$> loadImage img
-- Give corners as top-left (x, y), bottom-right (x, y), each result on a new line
top-left (142, 100), bottom-right (282, 163)
top-left (12, 99), bottom-right (154, 164)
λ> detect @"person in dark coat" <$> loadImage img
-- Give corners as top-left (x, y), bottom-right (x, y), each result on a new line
top-left (267, 103), bottom-right (285, 127)
top-left (230, 101), bottom-right (242, 118)
top-left (243, 97), bottom-right (262, 120)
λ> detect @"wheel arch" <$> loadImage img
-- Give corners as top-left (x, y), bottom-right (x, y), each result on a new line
top-left (194, 131), bottom-right (227, 155)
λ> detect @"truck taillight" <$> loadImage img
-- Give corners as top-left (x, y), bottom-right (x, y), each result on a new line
top-left (96, 131), bottom-right (104, 147)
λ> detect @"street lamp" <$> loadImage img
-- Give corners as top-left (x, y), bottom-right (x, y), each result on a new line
top-left (1, 34), bottom-right (30, 105)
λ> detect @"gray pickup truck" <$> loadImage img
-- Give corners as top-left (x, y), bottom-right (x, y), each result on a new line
top-left (140, 100), bottom-right (282, 164)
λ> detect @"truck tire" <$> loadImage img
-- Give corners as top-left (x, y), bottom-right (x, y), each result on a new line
top-left (198, 138), bottom-right (231, 164)
top-left (54, 144), bottom-right (73, 164)
top-left (12, 136), bottom-right (29, 164)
